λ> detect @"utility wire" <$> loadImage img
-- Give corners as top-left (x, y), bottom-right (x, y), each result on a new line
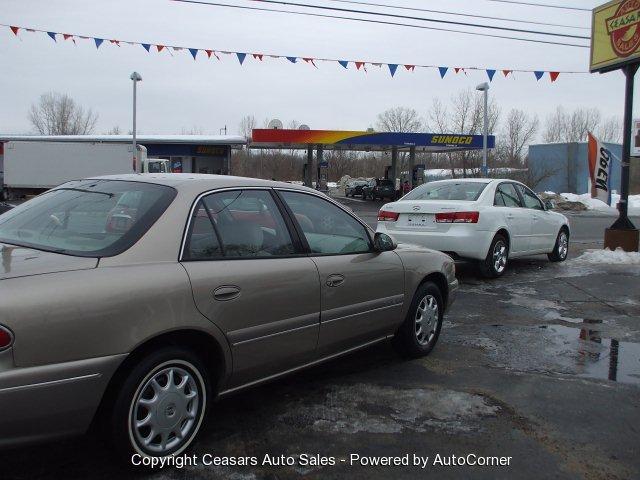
top-left (245, 0), bottom-right (590, 39)
top-left (171, 0), bottom-right (590, 48)
top-left (323, 0), bottom-right (588, 30)
top-left (486, 0), bottom-right (591, 12)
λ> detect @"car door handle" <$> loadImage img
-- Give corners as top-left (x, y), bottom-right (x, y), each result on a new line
top-left (506, 214), bottom-right (515, 219)
top-left (326, 274), bottom-right (345, 288)
top-left (213, 285), bottom-right (241, 301)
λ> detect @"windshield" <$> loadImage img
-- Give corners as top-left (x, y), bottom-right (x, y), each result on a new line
top-left (0, 180), bottom-right (176, 257)
top-left (402, 181), bottom-right (487, 201)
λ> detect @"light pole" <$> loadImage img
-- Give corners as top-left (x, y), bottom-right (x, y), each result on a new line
top-left (130, 71), bottom-right (142, 172)
top-left (476, 82), bottom-right (490, 177)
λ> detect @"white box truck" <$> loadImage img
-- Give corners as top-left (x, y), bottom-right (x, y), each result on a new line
top-left (1, 141), bottom-right (170, 200)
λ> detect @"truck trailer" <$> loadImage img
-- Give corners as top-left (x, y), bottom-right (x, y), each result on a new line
top-left (1, 140), bottom-right (169, 200)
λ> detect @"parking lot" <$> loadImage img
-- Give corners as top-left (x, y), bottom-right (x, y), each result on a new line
top-left (0, 193), bottom-right (637, 480)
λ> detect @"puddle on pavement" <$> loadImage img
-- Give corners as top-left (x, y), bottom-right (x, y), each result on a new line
top-left (541, 322), bottom-right (640, 385)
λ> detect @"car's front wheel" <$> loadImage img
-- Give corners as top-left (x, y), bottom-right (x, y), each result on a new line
top-left (548, 228), bottom-right (569, 262)
top-left (479, 233), bottom-right (509, 278)
top-left (108, 347), bottom-right (210, 462)
top-left (393, 281), bottom-right (443, 358)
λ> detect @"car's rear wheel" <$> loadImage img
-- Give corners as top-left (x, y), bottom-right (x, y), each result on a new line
top-left (393, 281), bottom-right (443, 358)
top-left (108, 347), bottom-right (210, 462)
top-left (479, 233), bottom-right (509, 278)
top-left (548, 228), bottom-right (569, 262)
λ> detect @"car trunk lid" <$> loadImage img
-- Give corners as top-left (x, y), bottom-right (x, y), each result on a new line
top-left (380, 200), bottom-right (479, 232)
top-left (0, 243), bottom-right (98, 280)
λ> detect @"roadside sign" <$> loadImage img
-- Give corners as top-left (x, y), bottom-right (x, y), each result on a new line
top-left (633, 118), bottom-right (640, 156)
top-left (591, 0), bottom-right (640, 73)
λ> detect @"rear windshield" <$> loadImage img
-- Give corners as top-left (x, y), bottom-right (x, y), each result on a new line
top-left (402, 181), bottom-right (487, 201)
top-left (0, 180), bottom-right (176, 257)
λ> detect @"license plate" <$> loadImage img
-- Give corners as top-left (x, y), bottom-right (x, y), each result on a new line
top-left (407, 214), bottom-right (435, 227)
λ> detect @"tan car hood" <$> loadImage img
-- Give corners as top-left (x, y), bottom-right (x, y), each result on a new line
top-left (0, 243), bottom-right (98, 280)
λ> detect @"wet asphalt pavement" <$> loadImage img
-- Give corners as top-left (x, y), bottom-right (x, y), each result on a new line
top-left (1, 196), bottom-right (639, 480)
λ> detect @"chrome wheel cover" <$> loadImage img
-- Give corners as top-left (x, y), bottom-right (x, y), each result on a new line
top-left (415, 294), bottom-right (439, 346)
top-left (558, 231), bottom-right (568, 259)
top-left (128, 360), bottom-right (204, 456)
top-left (493, 241), bottom-right (508, 273)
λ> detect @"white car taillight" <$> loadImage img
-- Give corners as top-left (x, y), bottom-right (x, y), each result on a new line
top-left (435, 211), bottom-right (480, 223)
top-left (0, 325), bottom-right (14, 351)
top-left (378, 210), bottom-right (400, 221)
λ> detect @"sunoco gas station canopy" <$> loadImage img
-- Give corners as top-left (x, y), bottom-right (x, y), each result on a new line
top-left (250, 129), bottom-right (495, 153)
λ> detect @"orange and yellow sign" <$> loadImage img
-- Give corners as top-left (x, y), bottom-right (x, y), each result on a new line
top-left (591, 0), bottom-right (640, 72)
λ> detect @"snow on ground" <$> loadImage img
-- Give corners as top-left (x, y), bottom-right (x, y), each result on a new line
top-left (559, 193), bottom-right (640, 214)
top-left (572, 248), bottom-right (640, 265)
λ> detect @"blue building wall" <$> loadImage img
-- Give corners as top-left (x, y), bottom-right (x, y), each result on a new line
top-left (528, 142), bottom-right (622, 194)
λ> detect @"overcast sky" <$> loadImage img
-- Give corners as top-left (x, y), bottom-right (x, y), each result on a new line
top-left (0, 0), bottom-right (633, 140)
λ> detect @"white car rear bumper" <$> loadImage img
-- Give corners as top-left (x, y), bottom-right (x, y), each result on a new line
top-left (378, 223), bottom-right (495, 261)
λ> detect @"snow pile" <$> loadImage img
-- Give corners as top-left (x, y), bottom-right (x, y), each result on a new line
top-left (543, 192), bottom-right (640, 214)
top-left (572, 248), bottom-right (640, 265)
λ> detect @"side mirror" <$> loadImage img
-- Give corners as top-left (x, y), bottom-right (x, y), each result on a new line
top-left (374, 232), bottom-right (397, 252)
top-left (544, 199), bottom-right (554, 211)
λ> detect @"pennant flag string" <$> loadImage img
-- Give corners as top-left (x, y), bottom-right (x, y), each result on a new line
top-left (2, 23), bottom-right (589, 81)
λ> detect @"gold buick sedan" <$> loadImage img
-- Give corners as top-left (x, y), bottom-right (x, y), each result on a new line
top-left (0, 174), bottom-right (457, 460)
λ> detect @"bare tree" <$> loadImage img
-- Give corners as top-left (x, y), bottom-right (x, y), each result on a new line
top-left (543, 106), bottom-right (601, 143)
top-left (106, 126), bottom-right (122, 135)
top-left (428, 89), bottom-right (500, 177)
top-left (597, 116), bottom-right (622, 143)
top-left (29, 92), bottom-right (98, 135)
top-left (376, 107), bottom-right (423, 132)
top-left (238, 115), bottom-right (257, 141)
top-left (498, 109), bottom-right (539, 166)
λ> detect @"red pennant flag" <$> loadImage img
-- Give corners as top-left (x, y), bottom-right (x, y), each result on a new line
top-left (405, 65), bottom-right (415, 71)
top-left (253, 53), bottom-right (264, 61)
top-left (355, 61), bottom-right (365, 70)
top-left (205, 49), bottom-right (213, 58)
top-left (110, 39), bottom-right (120, 46)
top-left (10, 26), bottom-right (19, 36)
top-left (303, 57), bottom-right (317, 67)
top-left (156, 45), bottom-right (165, 52)
top-left (63, 34), bottom-right (73, 41)
top-left (454, 67), bottom-right (461, 74)
top-left (502, 69), bottom-right (512, 77)
top-left (550, 71), bottom-right (560, 82)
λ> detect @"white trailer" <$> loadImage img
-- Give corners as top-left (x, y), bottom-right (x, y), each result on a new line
top-left (1, 141), bottom-right (169, 199)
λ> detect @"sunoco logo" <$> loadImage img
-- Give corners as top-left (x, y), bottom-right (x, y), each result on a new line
top-left (607, 0), bottom-right (640, 57)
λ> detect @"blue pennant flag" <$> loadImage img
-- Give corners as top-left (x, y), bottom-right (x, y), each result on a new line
top-left (438, 66), bottom-right (448, 78)
top-left (47, 32), bottom-right (57, 41)
top-left (286, 56), bottom-right (297, 63)
top-left (94, 38), bottom-right (104, 49)
top-left (142, 43), bottom-right (151, 52)
top-left (236, 52), bottom-right (247, 65)
top-left (534, 71), bottom-right (544, 81)
top-left (388, 64), bottom-right (398, 77)
top-left (189, 48), bottom-right (198, 60)
top-left (338, 60), bottom-right (349, 69)
top-left (486, 69), bottom-right (496, 81)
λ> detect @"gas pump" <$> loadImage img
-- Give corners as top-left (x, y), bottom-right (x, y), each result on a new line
top-left (412, 164), bottom-right (426, 188)
top-left (317, 160), bottom-right (329, 191)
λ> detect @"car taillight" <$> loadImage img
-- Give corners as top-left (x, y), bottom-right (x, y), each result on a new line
top-left (0, 326), bottom-right (13, 351)
top-left (378, 210), bottom-right (399, 221)
top-left (435, 211), bottom-right (480, 223)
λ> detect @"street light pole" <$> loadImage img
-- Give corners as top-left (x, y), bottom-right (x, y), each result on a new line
top-left (476, 82), bottom-right (490, 177)
top-left (130, 71), bottom-right (142, 172)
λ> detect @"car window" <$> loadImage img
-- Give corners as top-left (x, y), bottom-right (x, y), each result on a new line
top-left (184, 189), bottom-right (296, 259)
top-left (516, 185), bottom-right (544, 210)
top-left (403, 181), bottom-right (487, 201)
top-left (495, 183), bottom-right (522, 207)
top-left (0, 180), bottom-right (176, 257)
top-left (279, 191), bottom-right (371, 255)
top-left (494, 189), bottom-right (507, 206)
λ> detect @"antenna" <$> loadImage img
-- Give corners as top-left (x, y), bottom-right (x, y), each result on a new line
top-left (268, 119), bottom-right (283, 130)
top-left (299, 124), bottom-right (310, 130)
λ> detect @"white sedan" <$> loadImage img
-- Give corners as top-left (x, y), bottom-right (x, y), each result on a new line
top-left (376, 179), bottom-right (570, 277)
